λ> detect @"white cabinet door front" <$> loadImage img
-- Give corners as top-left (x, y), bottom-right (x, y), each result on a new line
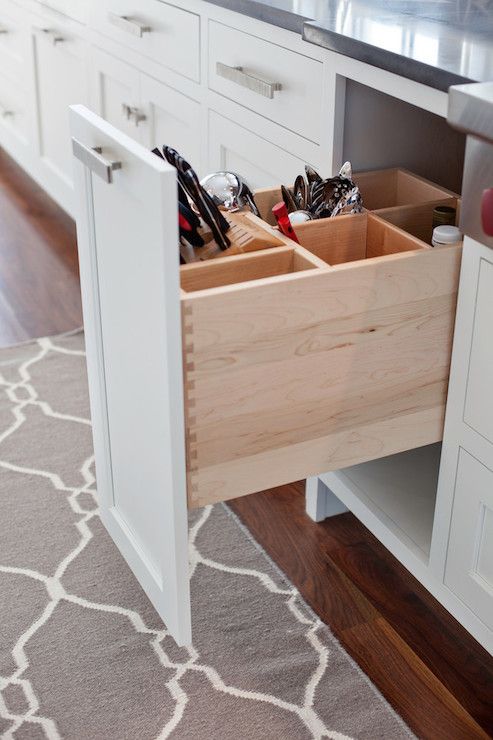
top-left (33, 24), bottom-right (87, 192)
top-left (140, 73), bottom-right (202, 171)
top-left (208, 111), bottom-right (308, 191)
top-left (70, 105), bottom-right (191, 645)
top-left (445, 449), bottom-right (493, 630)
top-left (90, 47), bottom-right (142, 142)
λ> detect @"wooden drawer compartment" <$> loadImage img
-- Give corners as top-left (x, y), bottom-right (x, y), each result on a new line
top-left (255, 172), bottom-right (460, 248)
top-left (208, 21), bottom-right (323, 144)
top-left (90, 0), bottom-right (200, 82)
top-left (354, 168), bottom-right (458, 211)
top-left (181, 214), bottom-right (461, 508)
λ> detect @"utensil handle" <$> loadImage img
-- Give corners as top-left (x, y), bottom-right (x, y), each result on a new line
top-left (72, 138), bottom-right (122, 184)
top-left (109, 13), bottom-right (151, 37)
top-left (216, 62), bottom-right (282, 99)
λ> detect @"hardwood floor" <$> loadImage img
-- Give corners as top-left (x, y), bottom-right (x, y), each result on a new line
top-left (1, 147), bottom-right (492, 739)
top-left (0, 149), bottom-right (81, 347)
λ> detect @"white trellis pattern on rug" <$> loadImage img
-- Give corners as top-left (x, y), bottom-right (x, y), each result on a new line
top-left (0, 332), bottom-right (413, 740)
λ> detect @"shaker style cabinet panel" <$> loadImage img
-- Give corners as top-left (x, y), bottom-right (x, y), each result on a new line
top-left (445, 449), bottom-right (493, 631)
top-left (208, 111), bottom-right (310, 191)
top-left (463, 255), bottom-right (493, 442)
top-left (0, 73), bottom-right (30, 150)
top-left (32, 22), bottom-right (88, 208)
top-left (90, 47), bottom-right (142, 142)
top-left (140, 74), bottom-right (201, 169)
top-left (0, 0), bottom-right (28, 84)
top-left (90, 0), bottom-right (200, 82)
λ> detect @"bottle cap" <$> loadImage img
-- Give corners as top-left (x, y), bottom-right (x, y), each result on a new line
top-left (432, 225), bottom-right (462, 245)
top-left (432, 205), bottom-right (456, 228)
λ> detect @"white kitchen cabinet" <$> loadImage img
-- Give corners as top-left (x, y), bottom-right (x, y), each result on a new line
top-left (0, 0), bottom-right (29, 85)
top-left (445, 449), bottom-right (493, 630)
top-left (89, 0), bottom-right (200, 82)
top-left (71, 106), bottom-right (463, 646)
top-left (32, 19), bottom-right (88, 211)
top-left (208, 20), bottom-right (323, 144)
top-left (0, 72), bottom-right (30, 151)
top-left (90, 47), bottom-right (142, 141)
top-left (90, 47), bottom-right (202, 163)
top-left (208, 111), bottom-right (310, 190)
top-left (140, 73), bottom-right (201, 168)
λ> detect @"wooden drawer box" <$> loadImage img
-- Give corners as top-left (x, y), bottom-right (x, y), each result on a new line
top-left (180, 212), bottom-right (461, 508)
top-left (90, 0), bottom-right (200, 82)
top-left (208, 21), bottom-right (323, 144)
top-left (71, 107), bottom-right (462, 644)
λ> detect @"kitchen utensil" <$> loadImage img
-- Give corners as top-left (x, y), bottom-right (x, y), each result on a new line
top-left (272, 201), bottom-right (300, 242)
top-left (281, 184), bottom-right (297, 213)
top-left (162, 146), bottom-right (231, 250)
top-left (288, 209), bottom-right (312, 225)
top-left (200, 171), bottom-right (261, 217)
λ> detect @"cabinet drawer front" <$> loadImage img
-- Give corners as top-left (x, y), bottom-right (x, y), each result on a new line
top-left (208, 21), bottom-right (323, 143)
top-left (90, 0), bottom-right (200, 82)
top-left (0, 73), bottom-right (29, 145)
top-left (36, 0), bottom-right (88, 25)
top-left (209, 111), bottom-right (311, 191)
top-left (445, 449), bottom-right (493, 630)
top-left (183, 244), bottom-right (461, 508)
top-left (0, 2), bottom-right (27, 84)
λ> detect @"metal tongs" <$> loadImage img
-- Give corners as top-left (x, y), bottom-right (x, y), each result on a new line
top-left (154, 145), bottom-right (231, 250)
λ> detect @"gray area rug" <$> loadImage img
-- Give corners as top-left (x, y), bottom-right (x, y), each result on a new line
top-left (0, 331), bottom-right (414, 739)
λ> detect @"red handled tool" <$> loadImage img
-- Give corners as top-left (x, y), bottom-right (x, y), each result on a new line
top-left (272, 201), bottom-right (300, 243)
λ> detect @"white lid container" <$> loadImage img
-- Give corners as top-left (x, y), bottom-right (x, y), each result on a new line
top-left (432, 225), bottom-right (462, 247)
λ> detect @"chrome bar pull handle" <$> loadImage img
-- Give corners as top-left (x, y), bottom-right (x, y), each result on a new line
top-left (72, 138), bottom-right (122, 184)
top-left (109, 13), bottom-right (151, 37)
top-left (0, 25), bottom-right (9, 34)
top-left (121, 103), bottom-right (147, 126)
top-left (0, 103), bottom-right (14, 118)
top-left (216, 62), bottom-right (282, 99)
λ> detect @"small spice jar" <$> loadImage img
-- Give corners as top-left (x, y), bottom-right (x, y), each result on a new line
top-left (432, 205), bottom-right (456, 229)
top-left (431, 225), bottom-right (463, 248)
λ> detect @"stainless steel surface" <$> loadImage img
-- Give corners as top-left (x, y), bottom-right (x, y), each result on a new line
top-left (216, 62), bottom-right (282, 99)
top-left (448, 82), bottom-right (493, 249)
top-left (459, 137), bottom-right (493, 249)
top-left (108, 13), bottom-right (151, 37)
top-left (0, 26), bottom-right (8, 34)
top-left (208, 0), bottom-right (493, 90)
top-left (72, 139), bottom-right (122, 184)
top-left (448, 82), bottom-right (493, 146)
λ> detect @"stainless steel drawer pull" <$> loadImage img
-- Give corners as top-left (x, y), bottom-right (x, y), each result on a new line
top-left (121, 103), bottom-right (147, 126)
top-left (216, 62), bottom-right (282, 99)
top-left (0, 103), bottom-right (14, 118)
top-left (109, 13), bottom-right (151, 37)
top-left (72, 139), bottom-right (122, 184)
top-left (0, 25), bottom-right (9, 34)
top-left (37, 27), bottom-right (65, 45)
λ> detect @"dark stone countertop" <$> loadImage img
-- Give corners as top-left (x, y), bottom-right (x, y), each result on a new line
top-left (206, 0), bottom-right (493, 91)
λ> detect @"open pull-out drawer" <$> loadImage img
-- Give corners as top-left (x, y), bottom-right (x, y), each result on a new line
top-left (181, 213), bottom-right (461, 508)
top-left (70, 106), bottom-right (461, 645)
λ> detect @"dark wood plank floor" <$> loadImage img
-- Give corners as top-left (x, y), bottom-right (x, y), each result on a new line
top-left (1, 147), bottom-right (491, 739)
